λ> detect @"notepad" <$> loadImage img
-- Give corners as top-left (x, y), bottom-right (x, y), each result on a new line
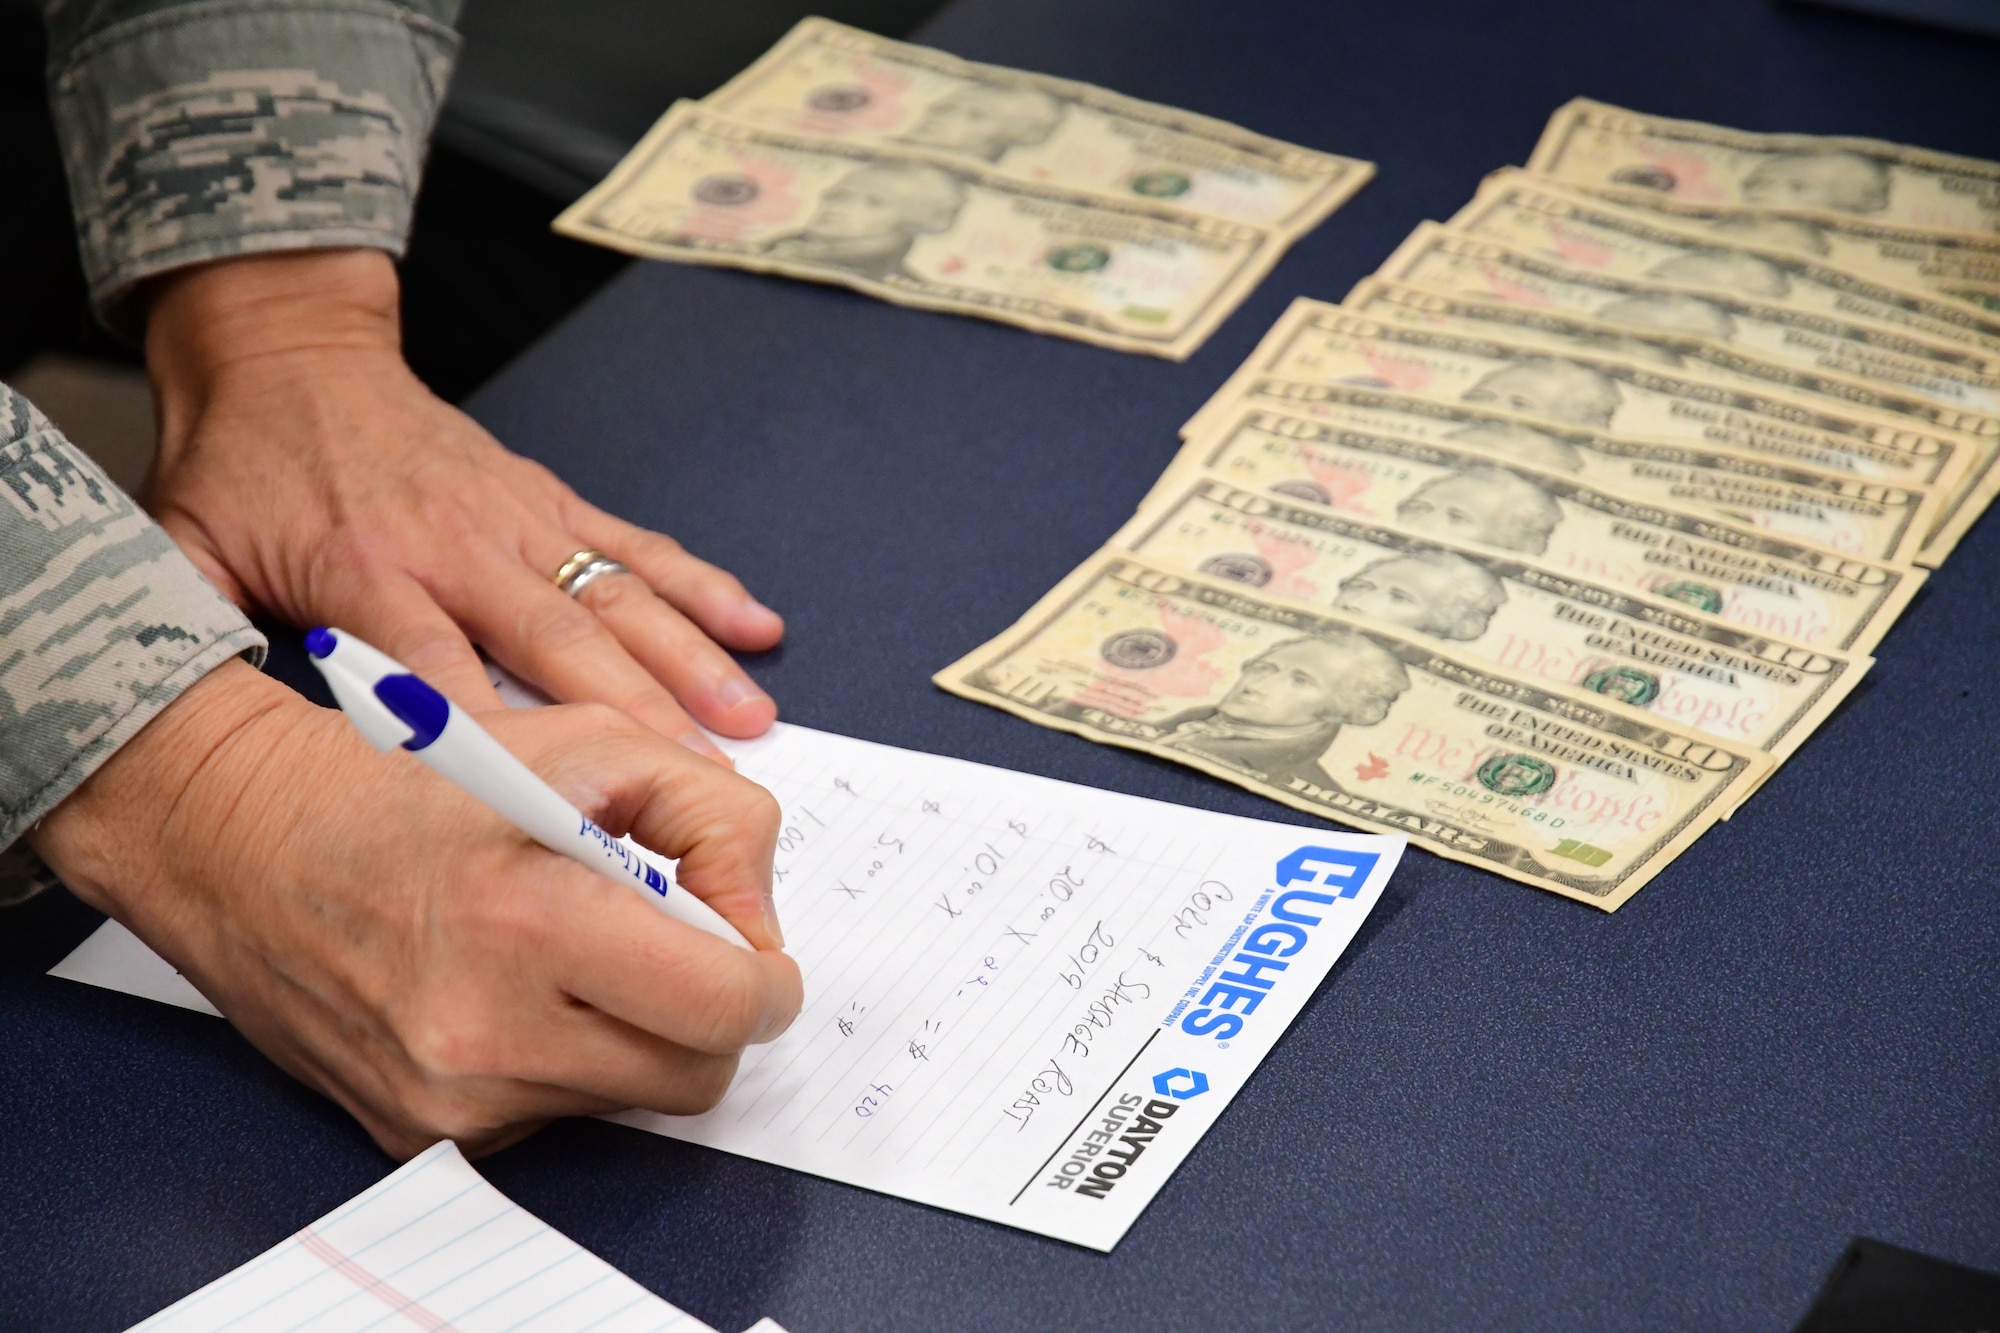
top-left (129, 1140), bottom-right (716, 1332)
top-left (56, 707), bottom-right (1401, 1251)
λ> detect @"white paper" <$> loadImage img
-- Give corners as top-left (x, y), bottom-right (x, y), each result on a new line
top-left (55, 715), bottom-right (1401, 1251)
top-left (613, 723), bottom-right (1401, 1250)
top-left (49, 914), bottom-right (220, 1016)
top-left (129, 1140), bottom-right (714, 1332)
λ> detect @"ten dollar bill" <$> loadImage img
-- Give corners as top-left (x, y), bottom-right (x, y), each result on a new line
top-left (1454, 171), bottom-right (2000, 353)
top-left (556, 102), bottom-right (1284, 359)
top-left (1156, 404), bottom-right (1922, 653)
top-left (935, 554), bottom-right (1772, 910)
top-left (1527, 98), bottom-right (2000, 237)
top-left (1341, 281), bottom-right (1997, 557)
top-left (1162, 377), bottom-right (1939, 565)
top-left (1377, 223), bottom-right (2000, 415)
top-left (1114, 474), bottom-right (1870, 765)
top-left (1186, 300), bottom-right (1972, 504)
top-left (704, 17), bottom-right (1372, 233)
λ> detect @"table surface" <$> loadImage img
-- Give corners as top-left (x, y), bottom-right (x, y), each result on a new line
top-left (6, 1), bottom-right (1998, 1328)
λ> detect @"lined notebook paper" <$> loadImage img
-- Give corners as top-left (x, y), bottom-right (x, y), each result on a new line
top-left (58, 703), bottom-right (1402, 1251)
top-left (129, 1141), bottom-right (715, 1333)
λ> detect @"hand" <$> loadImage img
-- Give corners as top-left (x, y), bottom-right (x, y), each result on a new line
top-left (30, 661), bottom-right (803, 1158)
top-left (141, 250), bottom-right (782, 763)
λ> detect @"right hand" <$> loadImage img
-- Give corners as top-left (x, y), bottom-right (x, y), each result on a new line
top-left (141, 250), bottom-right (786, 766)
top-left (29, 660), bottom-right (803, 1158)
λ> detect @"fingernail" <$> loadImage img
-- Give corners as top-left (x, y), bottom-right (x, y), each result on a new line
top-left (762, 892), bottom-right (785, 949)
top-left (678, 731), bottom-right (731, 765)
top-left (715, 676), bottom-right (771, 714)
top-left (744, 597), bottom-right (782, 627)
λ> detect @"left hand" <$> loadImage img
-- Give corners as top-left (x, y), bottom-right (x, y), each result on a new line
top-left (141, 249), bottom-right (782, 761)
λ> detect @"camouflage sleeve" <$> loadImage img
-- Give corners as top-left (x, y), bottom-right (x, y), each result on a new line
top-left (41, 0), bottom-right (463, 336)
top-left (0, 382), bottom-right (267, 905)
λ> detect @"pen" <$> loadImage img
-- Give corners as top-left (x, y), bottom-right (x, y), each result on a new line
top-left (305, 626), bottom-right (753, 950)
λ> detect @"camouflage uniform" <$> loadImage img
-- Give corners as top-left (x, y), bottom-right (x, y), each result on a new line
top-left (3, 0), bottom-right (465, 900)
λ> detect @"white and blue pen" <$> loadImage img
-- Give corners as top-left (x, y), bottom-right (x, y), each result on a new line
top-left (305, 626), bottom-right (751, 950)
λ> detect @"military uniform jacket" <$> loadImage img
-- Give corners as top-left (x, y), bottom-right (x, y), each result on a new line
top-left (3, 0), bottom-right (465, 899)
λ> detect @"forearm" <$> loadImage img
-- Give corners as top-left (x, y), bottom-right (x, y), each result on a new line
top-left (0, 383), bottom-right (265, 902)
top-left (41, 0), bottom-right (463, 337)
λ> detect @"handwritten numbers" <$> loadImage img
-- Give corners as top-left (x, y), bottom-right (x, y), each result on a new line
top-left (1047, 866), bottom-right (1084, 903)
top-left (853, 1082), bottom-right (894, 1118)
top-left (1057, 920), bottom-right (1116, 990)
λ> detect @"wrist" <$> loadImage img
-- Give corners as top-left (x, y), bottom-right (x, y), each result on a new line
top-left (28, 660), bottom-right (305, 917)
top-left (145, 251), bottom-right (406, 430)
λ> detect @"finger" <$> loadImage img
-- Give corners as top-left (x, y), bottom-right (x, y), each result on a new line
top-left (543, 862), bottom-right (803, 1051)
top-left (328, 570), bottom-right (503, 711)
top-left (515, 706), bottom-right (787, 948)
top-left (420, 998), bottom-right (746, 1120)
top-left (568, 508), bottom-right (784, 652)
top-left (573, 570), bottom-right (777, 739)
top-left (222, 950), bottom-right (654, 1153)
top-left (448, 562), bottom-right (730, 763)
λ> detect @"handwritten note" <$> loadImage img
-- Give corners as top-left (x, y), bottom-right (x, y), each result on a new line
top-left (613, 722), bottom-right (1402, 1250)
top-left (54, 706), bottom-right (1402, 1252)
top-left (128, 1140), bottom-right (716, 1332)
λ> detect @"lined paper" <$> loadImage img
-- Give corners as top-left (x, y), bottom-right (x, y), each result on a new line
top-left (57, 696), bottom-right (1402, 1251)
top-left (616, 722), bottom-right (1402, 1249)
top-left (129, 1141), bottom-right (714, 1333)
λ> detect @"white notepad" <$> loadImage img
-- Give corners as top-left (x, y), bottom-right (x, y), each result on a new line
top-left (129, 1140), bottom-right (714, 1332)
top-left (56, 714), bottom-right (1401, 1251)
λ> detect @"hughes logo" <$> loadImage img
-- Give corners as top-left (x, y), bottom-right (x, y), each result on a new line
top-left (1045, 1093), bottom-right (1186, 1199)
top-left (1176, 845), bottom-right (1378, 1043)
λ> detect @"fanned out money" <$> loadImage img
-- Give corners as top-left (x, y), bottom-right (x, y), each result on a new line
top-left (556, 19), bottom-right (1373, 358)
top-left (940, 101), bottom-right (2000, 909)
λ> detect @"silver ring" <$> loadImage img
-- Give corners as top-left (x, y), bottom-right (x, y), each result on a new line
top-left (554, 549), bottom-right (632, 598)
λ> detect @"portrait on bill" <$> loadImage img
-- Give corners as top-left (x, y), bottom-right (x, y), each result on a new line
top-left (1394, 465), bottom-right (1565, 556)
top-left (898, 86), bottom-right (1066, 163)
top-left (764, 162), bottom-right (969, 281)
top-left (1461, 356), bottom-right (1623, 429)
top-left (1159, 633), bottom-right (1411, 790)
top-left (1334, 552), bottom-right (1509, 642)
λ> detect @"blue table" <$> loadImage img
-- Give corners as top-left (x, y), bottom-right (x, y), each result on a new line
top-left (6, 1), bottom-right (1997, 1327)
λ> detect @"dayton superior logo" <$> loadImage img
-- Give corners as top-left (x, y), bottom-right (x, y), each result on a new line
top-left (1151, 1068), bottom-right (1208, 1100)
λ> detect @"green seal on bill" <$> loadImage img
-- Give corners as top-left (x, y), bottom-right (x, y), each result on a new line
top-left (1100, 629), bottom-right (1176, 669)
top-left (1130, 170), bottom-right (1192, 198)
top-left (1657, 581), bottom-right (1724, 613)
top-left (1582, 665), bottom-right (1661, 707)
top-left (1047, 242), bottom-right (1112, 273)
top-left (1477, 753), bottom-right (1558, 797)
